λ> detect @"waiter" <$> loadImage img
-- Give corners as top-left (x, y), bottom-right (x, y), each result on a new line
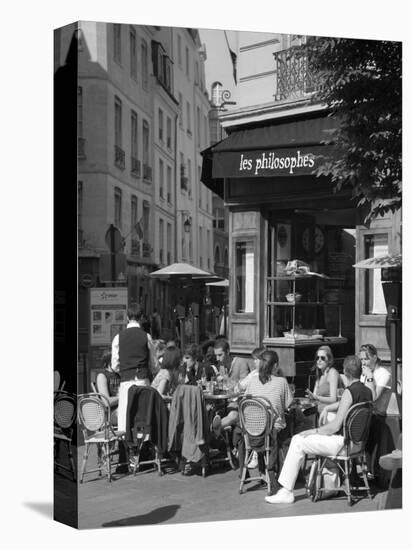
top-left (112, 303), bottom-right (156, 432)
top-left (111, 302), bottom-right (155, 383)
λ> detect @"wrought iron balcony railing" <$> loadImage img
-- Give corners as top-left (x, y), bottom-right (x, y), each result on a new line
top-left (274, 46), bottom-right (316, 102)
top-left (114, 146), bottom-right (125, 169)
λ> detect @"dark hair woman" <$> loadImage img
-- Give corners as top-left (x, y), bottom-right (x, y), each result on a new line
top-left (151, 348), bottom-right (181, 396)
top-left (245, 350), bottom-right (293, 430)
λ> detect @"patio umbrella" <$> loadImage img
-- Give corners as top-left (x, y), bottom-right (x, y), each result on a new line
top-left (206, 278), bottom-right (229, 287)
top-left (149, 262), bottom-right (222, 283)
top-left (353, 253), bottom-right (402, 269)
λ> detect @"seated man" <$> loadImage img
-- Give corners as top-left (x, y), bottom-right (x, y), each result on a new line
top-left (265, 355), bottom-right (372, 504)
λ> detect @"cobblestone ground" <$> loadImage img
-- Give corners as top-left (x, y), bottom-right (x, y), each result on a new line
top-left (51, 444), bottom-right (393, 530)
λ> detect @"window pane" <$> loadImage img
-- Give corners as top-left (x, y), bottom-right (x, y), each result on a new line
top-left (364, 234), bottom-right (388, 314)
top-left (235, 241), bottom-right (255, 313)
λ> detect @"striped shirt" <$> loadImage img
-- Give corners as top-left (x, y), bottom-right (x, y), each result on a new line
top-left (245, 375), bottom-right (293, 430)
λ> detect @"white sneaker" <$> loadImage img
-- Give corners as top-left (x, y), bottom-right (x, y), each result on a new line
top-left (265, 488), bottom-right (295, 504)
top-left (247, 451), bottom-right (258, 469)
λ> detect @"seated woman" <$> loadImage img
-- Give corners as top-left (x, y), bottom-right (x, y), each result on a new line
top-left (359, 343), bottom-right (392, 479)
top-left (239, 350), bottom-right (293, 491)
top-left (96, 350), bottom-right (121, 424)
top-left (151, 348), bottom-right (181, 396)
top-left (306, 345), bottom-right (343, 424)
top-left (152, 339), bottom-right (166, 374)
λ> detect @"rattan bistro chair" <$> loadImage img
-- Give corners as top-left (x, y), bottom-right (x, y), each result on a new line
top-left (54, 390), bottom-right (76, 480)
top-left (307, 401), bottom-right (373, 506)
top-left (78, 393), bottom-right (126, 483)
top-left (238, 396), bottom-right (278, 495)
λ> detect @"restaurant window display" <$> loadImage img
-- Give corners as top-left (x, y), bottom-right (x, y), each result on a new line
top-left (263, 218), bottom-right (353, 369)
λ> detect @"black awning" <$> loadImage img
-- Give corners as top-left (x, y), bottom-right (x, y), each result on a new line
top-left (201, 114), bottom-right (339, 195)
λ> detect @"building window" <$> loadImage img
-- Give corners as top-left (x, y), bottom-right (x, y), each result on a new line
top-left (207, 229), bottom-right (211, 270)
top-left (142, 119), bottom-right (151, 180)
top-left (77, 86), bottom-right (85, 157)
top-left (186, 101), bottom-right (191, 134)
top-left (114, 96), bottom-right (125, 169)
top-left (211, 81), bottom-right (223, 107)
top-left (213, 207), bottom-right (225, 230)
top-left (158, 108), bottom-right (164, 142)
top-left (166, 117), bottom-right (172, 149)
top-left (159, 218), bottom-right (164, 264)
top-left (141, 39), bottom-right (148, 89)
top-left (178, 92), bottom-right (183, 127)
top-left (167, 165), bottom-right (172, 203)
top-left (131, 194), bottom-right (138, 232)
top-left (180, 152), bottom-right (187, 191)
top-left (113, 24), bottom-right (122, 64)
top-left (185, 46), bottom-right (189, 78)
top-left (203, 114), bottom-right (208, 148)
top-left (159, 158), bottom-right (164, 199)
top-left (143, 201), bottom-right (150, 241)
top-left (130, 27), bottom-right (137, 79)
top-left (167, 223), bottom-right (172, 264)
top-left (199, 227), bottom-right (203, 268)
top-left (214, 245), bottom-right (221, 269)
top-left (114, 187), bottom-right (122, 228)
top-left (364, 233), bottom-right (389, 315)
top-left (235, 241), bottom-right (255, 313)
top-left (177, 34), bottom-right (182, 66)
top-left (196, 106), bottom-right (201, 145)
top-left (195, 61), bottom-right (199, 85)
top-left (187, 158), bottom-right (192, 198)
top-left (77, 86), bottom-right (83, 137)
top-left (131, 110), bottom-right (139, 176)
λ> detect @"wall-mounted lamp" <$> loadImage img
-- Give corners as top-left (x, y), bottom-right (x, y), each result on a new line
top-left (183, 217), bottom-right (192, 233)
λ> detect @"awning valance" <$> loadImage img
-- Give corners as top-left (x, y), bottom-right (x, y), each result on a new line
top-left (201, 114), bottom-right (339, 194)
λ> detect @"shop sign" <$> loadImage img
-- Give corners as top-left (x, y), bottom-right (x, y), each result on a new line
top-left (213, 146), bottom-right (331, 178)
top-left (90, 287), bottom-right (128, 346)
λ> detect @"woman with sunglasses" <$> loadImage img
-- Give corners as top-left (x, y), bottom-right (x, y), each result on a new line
top-left (306, 346), bottom-right (342, 418)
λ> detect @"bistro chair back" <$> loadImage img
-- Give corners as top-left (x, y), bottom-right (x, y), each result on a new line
top-left (78, 392), bottom-right (126, 483)
top-left (308, 401), bottom-right (373, 506)
top-left (238, 396), bottom-right (277, 495)
top-left (54, 390), bottom-right (76, 480)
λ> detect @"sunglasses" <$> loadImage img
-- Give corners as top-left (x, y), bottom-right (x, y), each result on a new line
top-left (317, 355), bottom-right (327, 361)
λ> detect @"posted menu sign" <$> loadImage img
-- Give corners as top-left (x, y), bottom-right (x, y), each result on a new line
top-left (90, 287), bottom-right (128, 346)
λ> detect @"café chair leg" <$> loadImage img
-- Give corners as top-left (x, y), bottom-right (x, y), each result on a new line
top-left (80, 443), bottom-right (90, 483)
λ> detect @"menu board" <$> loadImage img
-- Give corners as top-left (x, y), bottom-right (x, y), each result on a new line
top-left (90, 287), bottom-right (128, 346)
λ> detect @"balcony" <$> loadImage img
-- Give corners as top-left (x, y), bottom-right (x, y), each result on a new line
top-left (274, 46), bottom-right (316, 102)
top-left (131, 157), bottom-right (141, 178)
top-left (78, 137), bottom-right (86, 158)
top-left (115, 146), bottom-right (125, 170)
top-left (143, 164), bottom-right (152, 181)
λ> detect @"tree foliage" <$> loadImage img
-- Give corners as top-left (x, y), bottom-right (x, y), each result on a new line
top-left (302, 36), bottom-right (402, 221)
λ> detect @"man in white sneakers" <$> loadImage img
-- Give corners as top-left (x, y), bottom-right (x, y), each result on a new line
top-left (265, 355), bottom-right (372, 504)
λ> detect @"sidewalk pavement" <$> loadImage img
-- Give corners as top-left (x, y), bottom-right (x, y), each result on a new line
top-left (69, 445), bottom-right (391, 530)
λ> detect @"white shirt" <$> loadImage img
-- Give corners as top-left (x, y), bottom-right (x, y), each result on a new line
top-left (111, 321), bottom-right (154, 372)
top-left (239, 369), bottom-right (259, 390)
top-left (360, 365), bottom-right (391, 389)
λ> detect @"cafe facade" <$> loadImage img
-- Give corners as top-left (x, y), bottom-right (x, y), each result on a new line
top-left (201, 101), bottom-right (401, 388)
